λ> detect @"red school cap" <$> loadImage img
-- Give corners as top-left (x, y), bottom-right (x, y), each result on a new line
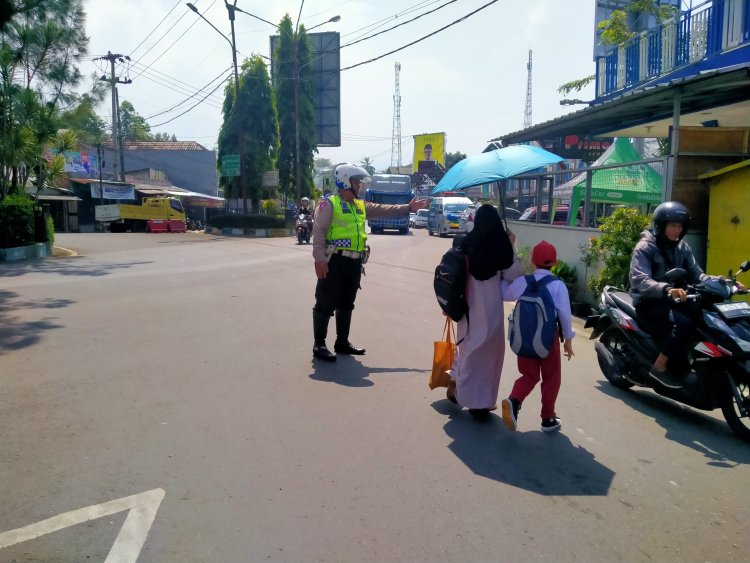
top-left (531, 240), bottom-right (557, 268)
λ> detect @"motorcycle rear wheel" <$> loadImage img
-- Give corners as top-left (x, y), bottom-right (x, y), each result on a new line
top-left (599, 328), bottom-right (635, 389)
top-left (720, 378), bottom-right (750, 443)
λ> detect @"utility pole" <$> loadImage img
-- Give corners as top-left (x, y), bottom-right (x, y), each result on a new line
top-left (95, 52), bottom-right (131, 182)
top-left (226, 1), bottom-right (248, 213)
top-left (115, 87), bottom-right (126, 182)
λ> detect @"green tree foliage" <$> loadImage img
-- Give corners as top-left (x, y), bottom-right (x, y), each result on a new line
top-left (119, 100), bottom-right (152, 141)
top-left (558, 0), bottom-right (679, 96)
top-left (217, 54), bottom-right (278, 210)
top-left (58, 91), bottom-right (106, 144)
top-left (359, 156), bottom-right (375, 176)
top-left (445, 151), bottom-right (467, 171)
top-left (273, 14), bottom-right (316, 201)
top-left (587, 207), bottom-right (651, 297)
top-left (313, 157), bottom-right (334, 193)
top-left (0, 0), bottom-right (88, 198)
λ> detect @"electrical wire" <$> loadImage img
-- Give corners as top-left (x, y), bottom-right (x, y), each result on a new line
top-left (128, 59), bottom-right (226, 106)
top-left (128, 0), bottom-right (182, 58)
top-left (149, 73), bottom-right (233, 128)
top-left (340, 0), bottom-right (459, 49)
top-left (145, 66), bottom-right (233, 119)
top-left (342, 0), bottom-right (499, 71)
top-left (133, 0), bottom-right (219, 80)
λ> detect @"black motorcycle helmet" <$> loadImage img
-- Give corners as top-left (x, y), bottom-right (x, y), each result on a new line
top-left (652, 201), bottom-right (690, 240)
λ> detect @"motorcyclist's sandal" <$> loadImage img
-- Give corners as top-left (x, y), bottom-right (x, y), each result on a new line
top-left (648, 367), bottom-right (684, 389)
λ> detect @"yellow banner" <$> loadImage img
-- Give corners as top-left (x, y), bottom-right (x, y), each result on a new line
top-left (412, 133), bottom-right (446, 173)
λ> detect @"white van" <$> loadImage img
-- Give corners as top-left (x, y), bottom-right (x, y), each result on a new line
top-left (427, 196), bottom-right (473, 237)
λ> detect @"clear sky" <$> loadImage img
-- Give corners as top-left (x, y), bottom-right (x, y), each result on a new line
top-left (82, 0), bottom-right (597, 172)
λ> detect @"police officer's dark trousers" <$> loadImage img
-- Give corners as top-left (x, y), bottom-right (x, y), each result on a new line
top-left (313, 253), bottom-right (362, 346)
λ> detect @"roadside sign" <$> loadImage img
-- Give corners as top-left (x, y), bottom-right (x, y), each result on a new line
top-left (221, 155), bottom-right (240, 177)
top-left (262, 170), bottom-right (279, 187)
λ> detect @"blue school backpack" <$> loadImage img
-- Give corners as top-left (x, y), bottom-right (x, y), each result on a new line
top-left (508, 274), bottom-right (560, 359)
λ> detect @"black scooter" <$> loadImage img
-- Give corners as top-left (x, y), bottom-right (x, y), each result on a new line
top-left (585, 262), bottom-right (750, 442)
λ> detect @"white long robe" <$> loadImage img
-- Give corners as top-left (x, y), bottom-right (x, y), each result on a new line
top-left (453, 258), bottom-right (522, 409)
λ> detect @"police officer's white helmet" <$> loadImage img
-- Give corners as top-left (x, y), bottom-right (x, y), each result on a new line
top-left (301, 197), bottom-right (310, 204)
top-left (334, 163), bottom-right (371, 190)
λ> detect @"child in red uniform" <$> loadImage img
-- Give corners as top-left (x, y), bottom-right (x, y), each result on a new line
top-left (500, 241), bottom-right (575, 432)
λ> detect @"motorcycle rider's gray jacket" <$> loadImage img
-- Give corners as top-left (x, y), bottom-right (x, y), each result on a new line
top-left (629, 229), bottom-right (709, 306)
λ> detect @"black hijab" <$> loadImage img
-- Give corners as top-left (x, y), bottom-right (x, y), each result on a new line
top-left (460, 204), bottom-right (514, 281)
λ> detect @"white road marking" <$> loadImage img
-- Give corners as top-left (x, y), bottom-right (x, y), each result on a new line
top-left (0, 488), bottom-right (165, 563)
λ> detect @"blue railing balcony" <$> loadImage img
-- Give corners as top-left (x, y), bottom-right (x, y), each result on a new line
top-left (595, 0), bottom-right (750, 101)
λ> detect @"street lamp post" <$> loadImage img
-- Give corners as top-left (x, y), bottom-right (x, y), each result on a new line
top-left (186, 2), bottom-right (248, 213)
top-left (195, 5), bottom-right (340, 208)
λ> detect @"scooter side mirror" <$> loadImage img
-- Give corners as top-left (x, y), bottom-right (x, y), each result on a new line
top-left (739, 260), bottom-right (750, 273)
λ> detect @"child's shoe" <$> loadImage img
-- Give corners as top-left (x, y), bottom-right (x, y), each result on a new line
top-left (501, 397), bottom-right (521, 431)
top-left (541, 417), bottom-right (561, 433)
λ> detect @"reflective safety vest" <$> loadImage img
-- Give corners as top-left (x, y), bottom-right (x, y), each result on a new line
top-left (327, 194), bottom-right (367, 252)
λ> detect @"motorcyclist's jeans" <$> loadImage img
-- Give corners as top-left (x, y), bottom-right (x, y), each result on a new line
top-left (635, 299), bottom-right (702, 369)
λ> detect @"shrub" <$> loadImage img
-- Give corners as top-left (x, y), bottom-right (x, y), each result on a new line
top-left (587, 207), bottom-right (651, 296)
top-left (206, 213), bottom-right (285, 230)
top-left (0, 196), bottom-right (35, 249)
top-left (551, 259), bottom-right (578, 296)
top-left (515, 245), bottom-right (535, 274)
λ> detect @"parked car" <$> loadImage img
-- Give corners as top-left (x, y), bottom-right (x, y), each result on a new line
top-left (518, 205), bottom-right (580, 225)
top-left (459, 203), bottom-right (523, 233)
top-left (413, 208), bottom-right (429, 228)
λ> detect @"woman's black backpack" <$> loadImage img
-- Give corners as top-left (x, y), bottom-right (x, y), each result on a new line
top-left (433, 245), bottom-right (468, 322)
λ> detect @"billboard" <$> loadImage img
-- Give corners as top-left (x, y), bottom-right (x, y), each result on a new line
top-left (539, 135), bottom-right (613, 163)
top-left (412, 132), bottom-right (446, 173)
top-left (270, 31), bottom-right (341, 147)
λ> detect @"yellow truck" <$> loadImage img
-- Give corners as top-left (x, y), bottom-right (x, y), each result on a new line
top-left (95, 196), bottom-right (186, 232)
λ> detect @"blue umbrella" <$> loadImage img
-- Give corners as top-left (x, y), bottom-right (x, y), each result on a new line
top-left (432, 145), bottom-right (564, 194)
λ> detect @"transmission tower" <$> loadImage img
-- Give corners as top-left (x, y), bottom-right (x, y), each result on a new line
top-left (523, 50), bottom-right (533, 130)
top-left (390, 62), bottom-right (402, 170)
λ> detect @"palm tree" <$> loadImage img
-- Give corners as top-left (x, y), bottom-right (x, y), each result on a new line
top-left (359, 157), bottom-right (375, 176)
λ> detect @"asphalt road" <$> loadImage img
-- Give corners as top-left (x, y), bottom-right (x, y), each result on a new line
top-left (1, 230), bottom-right (749, 562)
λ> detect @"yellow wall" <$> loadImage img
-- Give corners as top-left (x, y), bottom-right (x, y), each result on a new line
top-left (707, 167), bottom-right (750, 294)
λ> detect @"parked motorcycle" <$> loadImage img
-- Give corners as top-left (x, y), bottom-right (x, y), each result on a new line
top-left (296, 213), bottom-right (312, 244)
top-left (585, 261), bottom-right (750, 442)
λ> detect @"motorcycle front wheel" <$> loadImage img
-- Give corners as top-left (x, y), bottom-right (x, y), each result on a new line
top-left (720, 377), bottom-right (750, 443)
top-left (599, 328), bottom-right (635, 389)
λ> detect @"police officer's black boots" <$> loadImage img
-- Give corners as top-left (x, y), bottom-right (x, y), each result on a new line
top-left (313, 310), bottom-right (336, 362)
top-left (334, 310), bottom-right (366, 355)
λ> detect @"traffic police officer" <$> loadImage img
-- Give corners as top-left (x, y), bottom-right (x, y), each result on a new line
top-left (311, 163), bottom-right (427, 362)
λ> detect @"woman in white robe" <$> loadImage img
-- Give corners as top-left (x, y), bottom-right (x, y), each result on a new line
top-left (447, 204), bottom-right (521, 419)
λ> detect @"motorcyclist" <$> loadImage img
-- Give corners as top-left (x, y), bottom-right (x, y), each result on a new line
top-left (298, 197), bottom-right (312, 219)
top-left (629, 201), bottom-right (744, 388)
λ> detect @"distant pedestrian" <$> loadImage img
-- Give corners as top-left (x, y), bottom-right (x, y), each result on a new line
top-left (500, 241), bottom-right (575, 433)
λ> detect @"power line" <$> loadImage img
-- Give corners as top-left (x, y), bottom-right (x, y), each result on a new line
top-left (145, 66), bottom-right (233, 119)
top-left (341, 0), bottom-right (458, 49)
top-left (342, 0), bottom-right (499, 71)
top-left (128, 59), bottom-right (225, 106)
top-left (133, 0), bottom-right (219, 80)
top-left (128, 0), bottom-right (182, 58)
top-left (149, 73), bottom-right (232, 128)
